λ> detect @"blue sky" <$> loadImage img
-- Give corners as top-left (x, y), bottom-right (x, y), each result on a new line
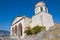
top-left (0, 0), bottom-right (60, 31)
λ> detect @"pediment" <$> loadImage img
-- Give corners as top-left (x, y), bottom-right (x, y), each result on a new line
top-left (12, 16), bottom-right (23, 25)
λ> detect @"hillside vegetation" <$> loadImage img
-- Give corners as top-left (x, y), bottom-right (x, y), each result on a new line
top-left (24, 25), bottom-right (46, 35)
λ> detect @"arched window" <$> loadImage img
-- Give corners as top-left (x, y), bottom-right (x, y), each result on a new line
top-left (41, 7), bottom-right (43, 12)
top-left (45, 7), bottom-right (46, 10)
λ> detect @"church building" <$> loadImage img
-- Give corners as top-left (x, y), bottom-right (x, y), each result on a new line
top-left (10, 2), bottom-right (54, 38)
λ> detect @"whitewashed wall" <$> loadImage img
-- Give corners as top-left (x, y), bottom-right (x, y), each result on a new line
top-left (10, 16), bottom-right (32, 38)
top-left (31, 12), bottom-right (54, 30)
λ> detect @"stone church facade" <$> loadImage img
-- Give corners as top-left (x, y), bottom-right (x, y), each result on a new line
top-left (10, 2), bottom-right (54, 38)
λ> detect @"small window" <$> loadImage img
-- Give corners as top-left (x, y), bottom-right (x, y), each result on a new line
top-left (45, 7), bottom-right (46, 10)
top-left (41, 7), bottom-right (43, 12)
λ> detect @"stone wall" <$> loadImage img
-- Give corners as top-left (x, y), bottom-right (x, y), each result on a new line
top-left (21, 31), bottom-right (47, 40)
top-left (5, 25), bottom-right (60, 40)
top-left (21, 26), bottom-right (60, 40)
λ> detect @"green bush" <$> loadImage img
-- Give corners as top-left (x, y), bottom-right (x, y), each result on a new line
top-left (32, 25), bottom-right (41, 34)
top-left (24, 29), bottom-right (32, 35)
top-left (24, 27), bottom-right (32, 35)
top-left (40, 26), bottom-right (46, 31)
top-left (24, 25), bottom-right (46, 35)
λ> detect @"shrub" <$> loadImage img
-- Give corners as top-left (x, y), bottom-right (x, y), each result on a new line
top-left (40, 26), bottom-right (46, 31)
top-left (32, 25), bottom-right (41, 34)
top-left (24, 25), bottom-right (46, 35)
top-left (24, 27), bottom-right (32, 35)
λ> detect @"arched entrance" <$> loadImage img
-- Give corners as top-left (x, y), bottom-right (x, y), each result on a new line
top-left (12, 27), bottom-right (14, 36)
top-left (18, 23), bottom-right (22, 38)
top-left (15, 25), bottom-right (17, 35)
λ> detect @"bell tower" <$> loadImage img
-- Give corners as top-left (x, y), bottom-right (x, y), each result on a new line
top-left (31, 2), bottom-right (54, 30)
top-left (35, 2), bottom-right (48, 14)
